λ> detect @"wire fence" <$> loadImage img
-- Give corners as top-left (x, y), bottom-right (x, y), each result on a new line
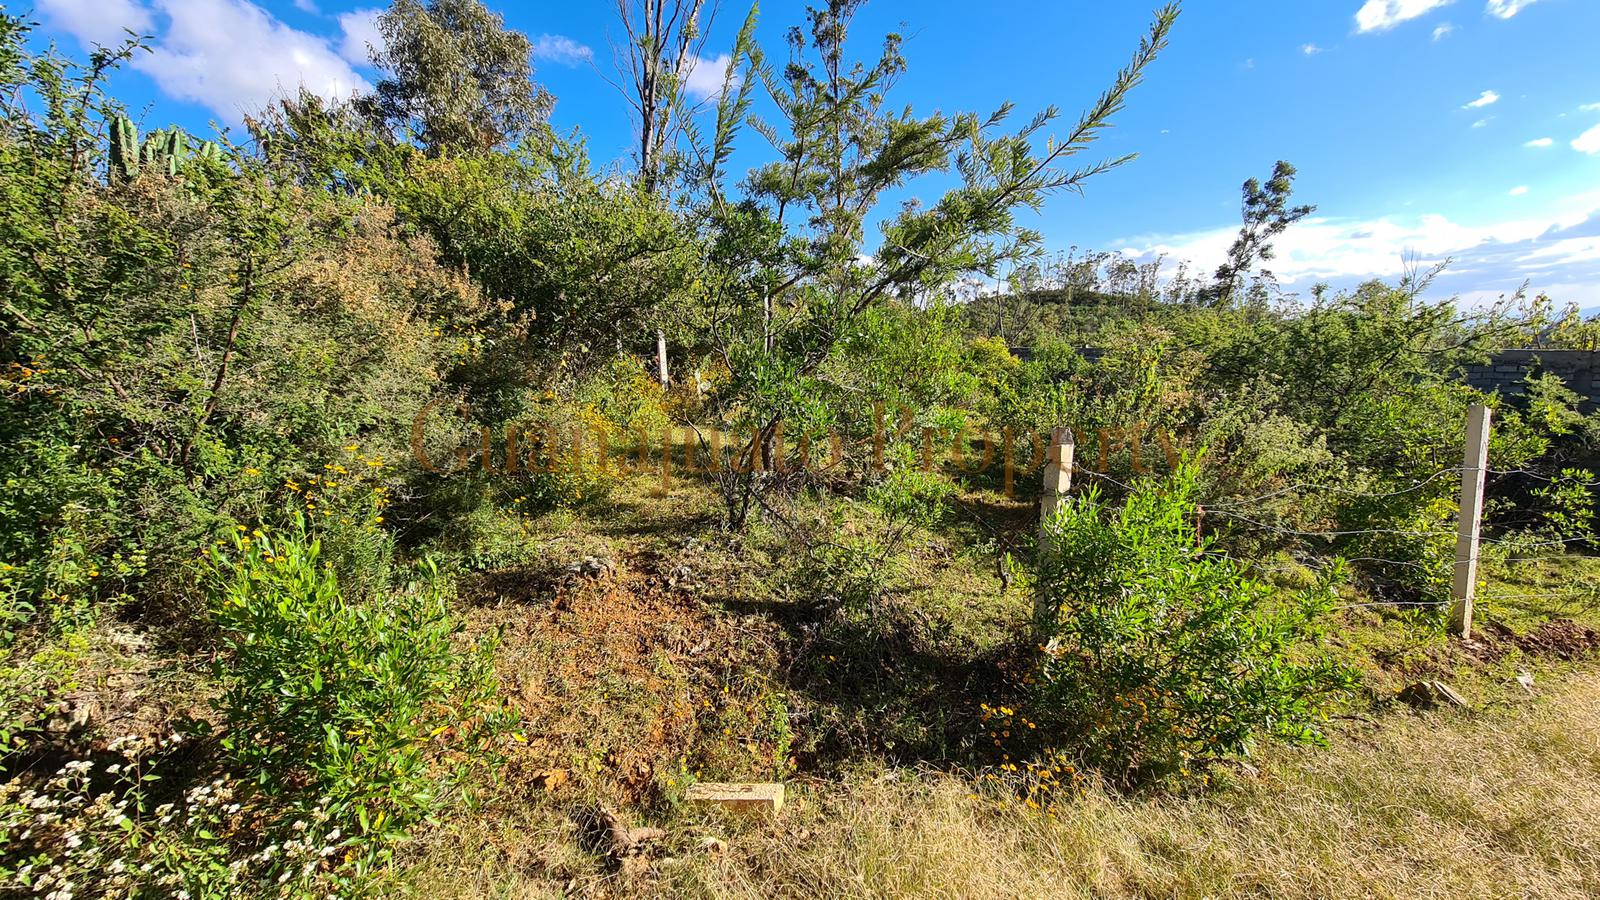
top-left (1061, 458), bottom-right (1598, 615)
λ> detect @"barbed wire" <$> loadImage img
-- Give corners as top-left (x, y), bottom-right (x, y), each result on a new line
top-left (1052, 462), bottom-right (1600, 616)
top-left (1203, 467), bottom-right (1467, 511)
top-left (1200, 506), bottom-right (1460, 540)
top-left (1491, 554), bottom-right (1600, 564)
top-left (1478, 591), bottom-right (1597, 602)
top-left (1063, 462), bottom-right (1600, 550)
top-left (1490, 467), bottom-right (1600, 487)
top-left (1331, 598), bottom-right (1452, 611)
top-left (1341, 556), bottom-right (1436, 571)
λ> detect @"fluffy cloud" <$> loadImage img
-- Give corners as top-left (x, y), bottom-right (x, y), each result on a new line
top-left (1463, 90), bottom-right (1499, 108)
top-left (1485, 0), bottom-right (1539, 19)
top-left (681, 53), bottom-right (734, 101)
top-left (42, 0), bottom-right (368, 122)
top-left (1115, 191), bottom-right (1600, 306)
top-left (1509, 185), bottom-right (1529, 196)
top-left (1301, 43), bottom-right (1325, 55)
top-left (1574, 124), bottom-right (1600, 155)
top-left (37, 0), bottom-right (154, 47)
top-left (1524, 137), bottom-right (1554, 147)
top-left (136, 0), bottom-right (368, 121)
top-left (1432, 22), bottom-right (1457, 39)
top-left (336, 8), bottom-right (384, 67)
top-left (1354, 0), bottom-right (1453, 33)
top-left (531, 34), bottom-right (593, 67)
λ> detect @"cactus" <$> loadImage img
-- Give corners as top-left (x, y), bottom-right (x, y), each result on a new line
top-left (109, 113), bottom-right (139, 181)
top-left (108, 118), bottom-right (222, 181)
top-left (138, 129), bottom-right (170, 170)
top-left (162, 129), bottom-right (187, 175)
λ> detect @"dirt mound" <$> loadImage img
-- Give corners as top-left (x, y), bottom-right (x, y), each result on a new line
top-left (465, 559), bottom-right (787, 805)
top-left (1515, 619), bottom-right (1600, 661)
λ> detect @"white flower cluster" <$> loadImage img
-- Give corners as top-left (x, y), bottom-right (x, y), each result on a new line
top-left (3, 730), bottom-right (366, 899)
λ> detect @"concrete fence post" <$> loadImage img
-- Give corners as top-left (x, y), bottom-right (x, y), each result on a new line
top-left (1035, 425), bottom-right (1075, 631)
top-left (1450, 403), bottom-right (1491, 639)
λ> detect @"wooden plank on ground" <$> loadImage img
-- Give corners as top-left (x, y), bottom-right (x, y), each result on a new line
top-left (685, 782), bottom-right (784, 815)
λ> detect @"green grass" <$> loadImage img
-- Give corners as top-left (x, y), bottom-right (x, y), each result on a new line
top-left (394, 472), bottom-right (1600, 898)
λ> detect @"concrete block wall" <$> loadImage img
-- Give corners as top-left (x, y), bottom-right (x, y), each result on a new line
top-left (1461, 349), bottom-right (1600, 411)
top-left (1011, 346), bottom-right (1600, 410)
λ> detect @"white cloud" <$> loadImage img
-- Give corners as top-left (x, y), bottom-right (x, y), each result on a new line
top-left (1509, 185), bottom-right (1529, 196)
top-left (1115, 189), bottom-right (1600, 306)
top-left (337, 8), bottom-right (383, 66)
top-left (1581, 103), bottom-right (1600, 112)
top-left (1355, 0), bottom-right (1453, 33)
top-left (1574, 124), bottom-right (1600, 155)
top-left (40, 0), bottom-right (368, 122)
top-left (531, 34), bottom-right (592, 67)
top-left (1301, 43), bottom-right (1325, 55)
top-left (681, 53), bottom-right (734, 100)
top-left (1486, 0), bottom-right (1538, 19)
top-left (136, 0), bottom-right (369, 122)
top-left (1471, 117), bottom-right (1492, 128)
top-left (1432, 22), bottom-right (1456, 39)
top-left (292, 0), bottom-right (319, 13)
top-left (37, 0), bottom-right (154, 47)
top-left (1463, 90), bottom-right (1499, 108)
top-left (1524, 137), bottom-right (1553, 147)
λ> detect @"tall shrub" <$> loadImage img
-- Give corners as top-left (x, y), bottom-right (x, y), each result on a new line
top-left (1034, 465), bottom-right (1355, 784)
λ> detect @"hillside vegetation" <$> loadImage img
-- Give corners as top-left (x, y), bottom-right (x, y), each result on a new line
top-left (2, 2), bottom-right (1599, 898)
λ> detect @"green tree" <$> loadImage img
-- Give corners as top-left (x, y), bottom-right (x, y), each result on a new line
top-left (688, 0), bottom-right (1180, 527)
top-left (1207, 159), bottom-right (1314, 306)
top-left (362, 0), bottom-right (552, 154)
top-left (612, 0), bottom-right (723, 385)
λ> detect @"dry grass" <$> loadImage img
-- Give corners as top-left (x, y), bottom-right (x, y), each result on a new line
top-left (408, 665), bottom-right (1600, 899)
top-left (397, 476), bottom-right (1600, 899)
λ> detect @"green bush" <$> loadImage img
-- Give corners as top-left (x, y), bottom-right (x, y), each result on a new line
top-left (866, 443), bottom-right (958, 528)
top-left (208, 520), bottom-right (515, 889)
top-left (1034, 465), bottom-right (1355, 785)
top-left (1530, 467), bottom-right (1597, 546)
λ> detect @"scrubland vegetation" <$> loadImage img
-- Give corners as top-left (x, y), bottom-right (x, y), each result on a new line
top-left (3, 1), bottom-right (1599, 897)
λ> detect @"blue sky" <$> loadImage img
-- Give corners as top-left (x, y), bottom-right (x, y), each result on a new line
top-left (28, 0), bottom-right (1600, 307)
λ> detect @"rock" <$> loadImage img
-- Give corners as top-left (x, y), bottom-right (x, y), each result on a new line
top-left (564, 555), bottom-right (615, 579)
top-left (666, 564), bottom-right (694, 589)
top-left (531, 768), bottom-right (568, 792)
top-left (1514, 671), bottom-right (1536, 695)
top-left (43, 699), bottom-right (94, 736)
top-left (1399, 680), bottom-right (1469, 709)
top-left (1432, 681), bottom-right (1469, 708)
top-left (685, 782), bottom-right (785, 815)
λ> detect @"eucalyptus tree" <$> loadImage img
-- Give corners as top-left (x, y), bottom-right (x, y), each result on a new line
top-left (362, 0), bottom-right (551, 155)
top-left (610, 0), bottom-right (719, 383)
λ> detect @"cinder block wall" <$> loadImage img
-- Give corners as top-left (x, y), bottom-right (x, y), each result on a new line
top-left (1011, 347), bottom-right (1600, 411)
top-left (1461, 350), bottom-right (1600, 411)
